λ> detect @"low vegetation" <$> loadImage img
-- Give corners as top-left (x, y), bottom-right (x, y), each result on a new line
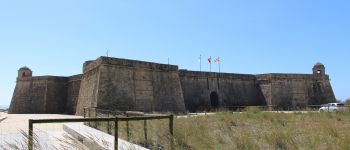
top-left (345, 99), bottom-right (350, 106)
top-left (11, 109), bottom-right (348, 149)
top-left (90, 108), bottom-right (350, 150)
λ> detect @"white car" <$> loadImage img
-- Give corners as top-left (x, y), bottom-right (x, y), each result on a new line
top-left (319, 103), bottom-right (345, 112)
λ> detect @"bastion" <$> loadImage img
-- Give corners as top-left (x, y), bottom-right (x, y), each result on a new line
top-left (8, 57), bottom-right (336, 115)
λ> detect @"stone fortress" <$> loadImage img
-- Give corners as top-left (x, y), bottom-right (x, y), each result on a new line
top-left (9, 56), bottom-right (336, 115)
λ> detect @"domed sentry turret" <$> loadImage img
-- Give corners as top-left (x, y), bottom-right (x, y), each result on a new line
top-left (312, 62), bottom-right (325, 75)
top-left (18, 66), bottom-right (32, 78)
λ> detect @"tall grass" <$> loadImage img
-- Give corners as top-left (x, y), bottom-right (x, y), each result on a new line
top-left (90, 111), bottom-right (350, 150)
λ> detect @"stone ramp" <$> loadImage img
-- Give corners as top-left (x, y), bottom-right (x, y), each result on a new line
top-left (63, 123), bottom-right (149, 150)
top-left (0, 114), bottom-right (86, 149)
top-left (0, 130), bottom-right (88, 150)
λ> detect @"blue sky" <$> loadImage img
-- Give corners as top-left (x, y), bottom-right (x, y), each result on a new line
top-left (0, 0), bottom-right (349, 107)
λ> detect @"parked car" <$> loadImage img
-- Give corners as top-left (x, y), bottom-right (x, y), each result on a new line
top-left (319, 103), bottom-right (345, 112)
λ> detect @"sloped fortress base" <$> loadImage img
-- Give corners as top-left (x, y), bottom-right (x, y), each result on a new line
top-left (9, 57), bottom-right (336, 114)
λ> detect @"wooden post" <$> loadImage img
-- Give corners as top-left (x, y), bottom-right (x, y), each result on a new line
top-left (107, 111), bottom-right (111, 134)
top-left (144, 120), bottom-right (148, 147)
top-left (89, 108), bottom-right (91, 118)
top-left (169, 114), bottom-right (174, 136)
top-left (88, 108), bottom-right (91, 126)
top-left (83, 107), bottom-right (86, 118)
top-left (28, 119), bottom-right (33, 150)
top-left (126, 114), bottom-right (130, 141)
top-left (169, 114), bottom-right (174, 149)
top-left (115, 117), bottom-right (118, 150)
top-left (94, 108), bottom-right (97, 128)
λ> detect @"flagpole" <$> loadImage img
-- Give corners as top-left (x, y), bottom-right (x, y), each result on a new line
top-left (219, 57), bottom-right (221, 73)
top-left (199, 54), bottom-right (202, 71)
top-left (210, 56), bottom-right (212, 72)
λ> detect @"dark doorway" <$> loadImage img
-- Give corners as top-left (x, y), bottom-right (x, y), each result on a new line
top-left (210, 92), bottom-right (219, 107)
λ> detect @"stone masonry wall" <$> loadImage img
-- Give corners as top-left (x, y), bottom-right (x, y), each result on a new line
top-left (66, 74), bottom-right (82, 114)
top-left (75, 62), bottom-right (101, 115)
top-left (75, 57), bottom-right (186, 115)
top-left (179, 71), bottom-right (266, 112)
top-left (9, 57), bottom-right (337, 114)
top-left (257, 74), bottom-right (336, 107)
top-left (9, 76), bottom-right (68, 114)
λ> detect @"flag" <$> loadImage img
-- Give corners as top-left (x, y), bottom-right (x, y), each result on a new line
top-left (214, 57), bottom-right (220, 63)
top-left (208, 57), bottom-right (211, 63)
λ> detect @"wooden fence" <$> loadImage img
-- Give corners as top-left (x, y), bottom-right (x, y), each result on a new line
top-left (28, 114), bottom-right (174, 150)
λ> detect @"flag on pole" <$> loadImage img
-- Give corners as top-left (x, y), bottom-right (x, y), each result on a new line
top-left (215, 57), bottom-right (221, 73)
top-left (214, 57), bottom-right (220, 63)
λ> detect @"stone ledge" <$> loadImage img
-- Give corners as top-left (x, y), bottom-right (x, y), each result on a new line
top-left (0, 116), bottom-right (7, 122)
top-left (63, 123), bottom-right (149, 150)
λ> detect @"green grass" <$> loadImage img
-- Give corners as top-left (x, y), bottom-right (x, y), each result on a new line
top-left (92, 110), bottom-right (350, 150)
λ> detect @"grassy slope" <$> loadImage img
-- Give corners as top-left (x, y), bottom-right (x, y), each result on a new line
top-left (95, 110), bottom-right (350, 150)
top-left (173, 111), bottom-right (350, 150)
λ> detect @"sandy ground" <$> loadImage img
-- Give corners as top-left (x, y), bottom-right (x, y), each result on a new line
top-left (0, 113), bottom-right (83, 134)
top-left (0, 113), bottom-right (148, 150)
top-left (0, 113), bottom-right (83, 149)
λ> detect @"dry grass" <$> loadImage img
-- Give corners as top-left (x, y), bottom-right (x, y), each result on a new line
top-left (92, 109), bottom-right (350, 150)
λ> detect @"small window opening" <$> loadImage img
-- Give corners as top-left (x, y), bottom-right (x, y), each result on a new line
top-left (22, 72), bottom-right (26, 77)
top-left (317, 70), bottom-right (321, 74)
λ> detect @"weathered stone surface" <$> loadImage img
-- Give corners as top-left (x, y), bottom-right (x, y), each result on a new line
top-left (257, 73), bottom-right (336, 108)
top-left (9, 76), bottom-right (68, 114)
top-left (75, 57), bottom-right (186, 115)
top-left (179, 71), bottom-right (266, 112)
top-left (66, 74), bottom-right (82, 114)
top-left (9, 57), bottom-right (336, 114)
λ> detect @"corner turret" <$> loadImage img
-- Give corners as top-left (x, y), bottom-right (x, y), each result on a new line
top-left (18, 66), bottom-right (32, 78)
top-left (312, 62), bottom-right (325, 75)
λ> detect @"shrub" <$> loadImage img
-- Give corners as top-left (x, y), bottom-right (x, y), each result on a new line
top-left (245, 106), bottom-right (261, 114)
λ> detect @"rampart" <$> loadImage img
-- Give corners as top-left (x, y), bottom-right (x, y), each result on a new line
top-left (179, 70), bottom-right (266, 112)
top-left (9, 76), bottom-right (68, 114)
top-left (9, 57), bottom-right (336, 114)
top-left (75, 57), bottom-right (186, 115)
top-left (257, 73), bottom-right (335, 107)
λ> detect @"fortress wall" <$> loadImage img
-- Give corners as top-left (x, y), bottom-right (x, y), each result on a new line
top-left (44, 77), bottom-right (69, 113)
top-left (76, 57), bottom-right (186, 115)
top-left (9, 57), bottom-right (337, 114)
top-left (95, 57), bottom-right (186, 112)
top-left (257, 74), bottom-right (336, 107)
top-left (151, 70), bottom-right (186, 112)
top-left (9, 76), bottom-right (68, 114)
top-left (75, 65), bottom-right (101, 115)
top-left (308, 75), bottom-right (336, 105)
top-left (179, 71), bottom-right (266, 112)
top-left (97, 64), bottom-right (136, 111)
top-left (9, 77), bottom-right (47, 113)
top-left (66, 74), bottom-right (82, 114)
